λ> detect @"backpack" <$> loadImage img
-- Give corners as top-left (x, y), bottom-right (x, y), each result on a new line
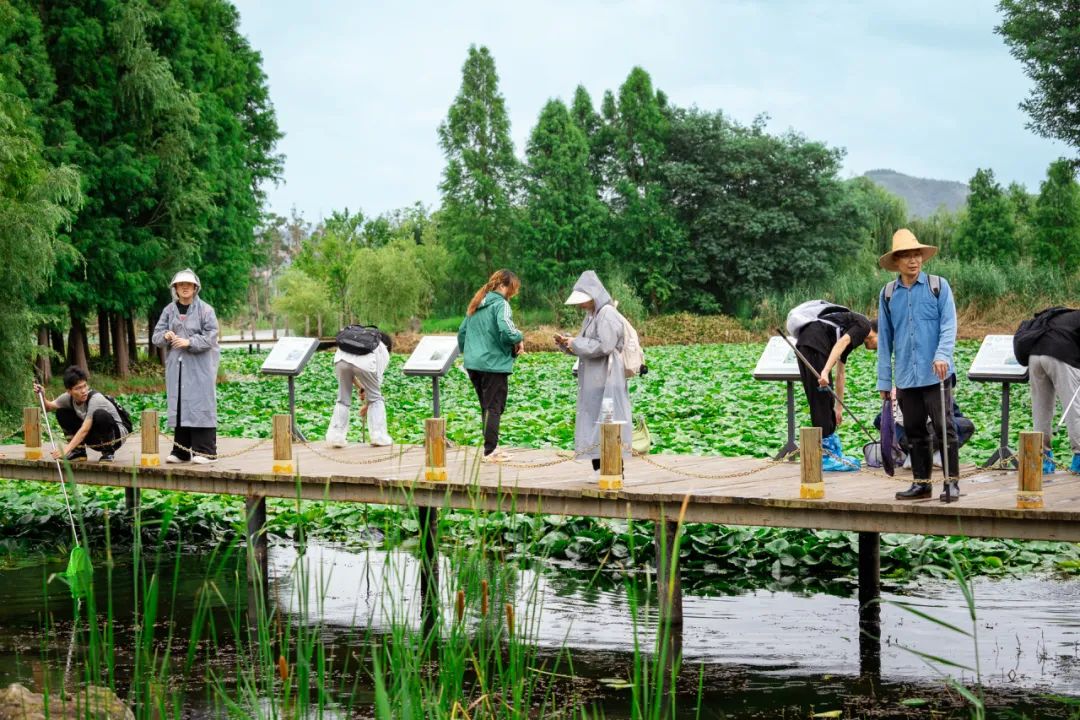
top-left (1013, 306), bottom-right (1075, 366)
top-left (335, 325), bottom-right (382, 355)
top-left (90, 391), bottom-right (134, 433)
top-left (605, 304), bottom-right (646, 378)
top-left (881, 275), bottom-right (941, 322)
top-left (785, 300), bottom-right (849, 339)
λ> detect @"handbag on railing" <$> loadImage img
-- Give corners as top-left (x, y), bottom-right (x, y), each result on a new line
top-left (632, 416), bottom-right (652, 455)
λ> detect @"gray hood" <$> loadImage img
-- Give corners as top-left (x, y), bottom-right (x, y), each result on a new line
top-left (571, 271), bottom-right (612, 310)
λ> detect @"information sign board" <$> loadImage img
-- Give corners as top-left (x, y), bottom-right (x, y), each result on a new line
top-left (403, 336), bottom-right (460, 377)
top-left (968, 335), bottom-right (1028, 383)
top-left (260, 336), bottom-right (320, 376)
top-left (752, 336), bottom-right (801, 381)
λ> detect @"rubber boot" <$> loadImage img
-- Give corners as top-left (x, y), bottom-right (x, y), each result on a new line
top-left (1043, 449), bottom-right (1056, 475)
top-left (821, 433), bottom-right (859, 472)
top-left (326, 403), bottom-right (350, 448)
top-left (1072, 453), bottom-right (1080, 474)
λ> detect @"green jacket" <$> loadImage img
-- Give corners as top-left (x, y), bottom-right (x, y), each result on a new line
top-left (458, 291), bottom-right (524, 374)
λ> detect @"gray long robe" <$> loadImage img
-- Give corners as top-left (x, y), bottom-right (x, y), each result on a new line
top-left (152, 297), bottom-right (220, 428)
top-left (566, 271), bottom-right (632, 460)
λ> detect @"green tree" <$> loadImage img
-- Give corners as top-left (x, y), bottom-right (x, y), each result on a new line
top-left (1007, 181), bottom-right (1036, 254)
top-left (954, 168), bottom-right (1018, 262)
top-left (294, 209), bottom-right (366, 322)
top-left (908, 206), bottom-right (965, 258)
top-left (1032, 158), bottom-right (1080, 270)
top-left (271, 268), bottom-right (334, 336)
top-left (664, 109), bottom-right (863, 314)
top-left (437, 45), bottom-right (519, 297)
top-left (608, 67), bottom-right (686, 311)
top-left (846, 176), bottom-right (909, 256)
top-left (348, 238), bottom-right (437, 330)
top-left (0, 0), bottom-right (83, 414)
top-left (997, 1), bottom-right (1080, 152)
top-left (520, 99), bottom-right (609, 303)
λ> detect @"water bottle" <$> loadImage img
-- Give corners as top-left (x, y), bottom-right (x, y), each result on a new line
top-left (600, 397), bottom-right (614, 423)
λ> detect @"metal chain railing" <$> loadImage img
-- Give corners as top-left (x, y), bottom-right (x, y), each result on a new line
top-left (296, 437), bottom-right (418, 466)
top-left (824, 445), bottom-right (1014, 481)
top-left (495, 443), bottom-right (599, 469)
top-left (158, 431), bottom-right (269, 460)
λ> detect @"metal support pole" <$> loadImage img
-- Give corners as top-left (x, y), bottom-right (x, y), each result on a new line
top-left (432, 376), bottom-right (441, 419)
top-left (288, 375), bottom-right (306, 441)
top-left (245, 495), bottom-right (269, 626)
top-left (419, 505), bottom-right (440, 652)
top-left (858, 531), bottom-right (881, 679)
top-left (983, 382), bottom-right (1017, 468)
top-left (774, 381), bottom-right (799, 460)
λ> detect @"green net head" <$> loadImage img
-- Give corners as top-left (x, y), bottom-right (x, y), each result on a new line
top-left (63, 546), bottom-right (93, 600)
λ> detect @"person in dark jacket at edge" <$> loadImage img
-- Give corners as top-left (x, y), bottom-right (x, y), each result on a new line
top-left (458, 269), bottom-right (524, 463)
top-left (1023, 309), bottom-right (1080, 474)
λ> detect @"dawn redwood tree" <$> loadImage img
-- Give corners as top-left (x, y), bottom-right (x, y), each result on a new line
top-left (520, 99), bottom-right (609, 302)
top-left (1032, 159), bottom-right (1080, 271)
top-left (954, 168), bottom-right (1018, 262)
top-left (437, 45), bottom-right (520, 297)
top-left (0, 0), bottom-right (83, 413)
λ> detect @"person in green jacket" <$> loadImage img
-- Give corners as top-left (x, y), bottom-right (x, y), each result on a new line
top-left (458, 269), bottom-right (524, 462)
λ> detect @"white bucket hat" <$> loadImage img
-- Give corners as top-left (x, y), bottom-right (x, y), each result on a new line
top-left (170, 268), bottom-right (201, 291)
top-left (564, 290), bottom-right (592, 305)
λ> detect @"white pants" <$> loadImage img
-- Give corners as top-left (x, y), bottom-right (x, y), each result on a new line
top-left (327, 348), bottom-right (391, 446)
top-left (1029, 354), bottom-right (1080, 454)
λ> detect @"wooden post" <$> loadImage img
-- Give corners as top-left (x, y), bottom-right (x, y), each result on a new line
top-left (800, 427), bottom-right (824, 499)
top-left (598, 422), bottom-right (622, 490)
top-left (424, 418), bottom-right (447, 482)
top-left (245, 495), bottom-right (269, 625)
top-left (140, 410), bottom-right (160, 466)
top-left (858, 532), bottom-right (881, 678)
top-left (1017, 430), bottom-right (1044, 509)
top-left (23, 407), bottom-right (42, 460)
top-left (273, 414), bottom-right (293, 475)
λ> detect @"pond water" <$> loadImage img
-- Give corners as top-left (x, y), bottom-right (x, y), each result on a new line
top-left (0, 541), bottom-right (1076, 718)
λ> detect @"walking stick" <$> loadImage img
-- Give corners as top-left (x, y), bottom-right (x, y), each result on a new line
top-left (940, 379), bottom-right (957, 502)
top-left (775, 330), bottom-right (877, 444)
top-left (1057, 382), bottom-right (1080, 430)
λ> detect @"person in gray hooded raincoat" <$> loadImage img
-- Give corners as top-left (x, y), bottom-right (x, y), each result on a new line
top-left (152, 268), bottom-right (220, 464)
top-left (555, 271), bottom-right (632, 469)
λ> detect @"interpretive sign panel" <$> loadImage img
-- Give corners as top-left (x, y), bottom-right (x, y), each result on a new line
top-left (260, 336), bottom-right (320, 376)
top-left (968, 335), bottom-right (1028, 383)
top-left (752, 336), bottom-right (801, 381)
top-left (403, 336), bottom-right (460, 377)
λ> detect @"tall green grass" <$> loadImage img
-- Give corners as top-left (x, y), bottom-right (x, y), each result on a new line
top-left (29, 458), bottom-right (693, 719)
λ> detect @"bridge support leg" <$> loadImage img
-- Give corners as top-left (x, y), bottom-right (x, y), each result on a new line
top-left (419, 505), bottom-right (440, 652)
top-left (858, 531), bottom-right (881, 679)
top-left (655, 511), bottom-right (683, 716)
top-left (246, 495), bottom-right (269, 626)
top-left (124, 487), bottom-right (140, 517)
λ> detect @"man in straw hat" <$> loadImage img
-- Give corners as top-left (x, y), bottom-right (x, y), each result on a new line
top-left (876, 229), bottom-right (960, 502)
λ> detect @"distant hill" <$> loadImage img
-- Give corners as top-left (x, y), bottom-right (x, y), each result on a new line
top-left (863, 169), bottom-right (970, 219)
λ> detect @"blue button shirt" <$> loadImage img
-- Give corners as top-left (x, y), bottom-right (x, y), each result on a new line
top-left (877, 272), bottom-right (957, 391)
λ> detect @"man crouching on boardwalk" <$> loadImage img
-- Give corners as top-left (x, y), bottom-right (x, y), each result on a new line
top-left (876, 229), bottom-right (960, 503)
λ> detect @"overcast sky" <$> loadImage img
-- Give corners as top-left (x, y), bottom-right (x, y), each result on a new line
top-left (231, 0), bottom-right (1071, 223)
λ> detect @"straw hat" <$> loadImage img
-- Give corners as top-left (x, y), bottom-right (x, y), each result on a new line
top-left (878, 229), bottom-right (938, 271)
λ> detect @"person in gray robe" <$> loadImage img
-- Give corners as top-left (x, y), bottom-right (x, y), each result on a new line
top-left (555, 271), bottom-right (632, 469)
top-left (152, 268), bottom-right (220, 464)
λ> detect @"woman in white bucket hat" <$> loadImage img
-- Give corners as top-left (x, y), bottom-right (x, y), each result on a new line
top-left (152, 268), bottom-right (220, 464)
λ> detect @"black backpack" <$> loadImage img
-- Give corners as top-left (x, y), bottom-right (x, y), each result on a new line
top-left (336, 325), bottom-right (382, 355)
top-left (90, 391), bottom-right (134, 433)
top-left (1013, 307), bottom-right (1075, 366)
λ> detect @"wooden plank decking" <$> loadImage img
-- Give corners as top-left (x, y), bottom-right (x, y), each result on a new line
top-left (1, 433), bottom-right (1079, 542)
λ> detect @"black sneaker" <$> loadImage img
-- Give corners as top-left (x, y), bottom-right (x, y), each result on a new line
top-left (98, 452), bottom-right (115, 463)
top-left (64, 448), bottom-right (87, 462)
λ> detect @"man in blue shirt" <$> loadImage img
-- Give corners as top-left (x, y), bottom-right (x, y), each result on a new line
top-left (876, 229), bottom-right (960, 502)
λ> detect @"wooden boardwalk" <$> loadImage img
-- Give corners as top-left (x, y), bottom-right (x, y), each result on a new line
top-left (2, 433), bottom-right (1078, 542)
